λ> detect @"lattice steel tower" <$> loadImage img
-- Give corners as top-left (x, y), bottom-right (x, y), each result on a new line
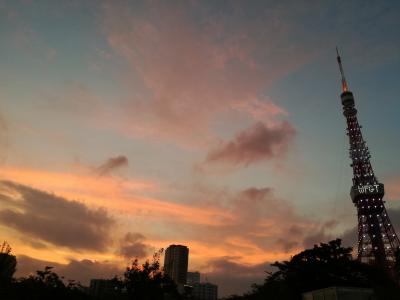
top-left (336, 48), bottom-right (400, 268)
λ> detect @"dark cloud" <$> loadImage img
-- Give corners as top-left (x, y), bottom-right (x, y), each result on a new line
top-left (205, 121), bottom-right (296, 166)
top-left (15, 256), bottom-right (63, 278)
top-left (96, 155), bottom-right (129, 176)
top-left (0, 181), bottom-right (115, 252)
top-left (16, 255), bottom-right (121, 285)
top-left (118, 232), bottom-right (150, 259)
top-left (205, 257), bottom-right (271, 297)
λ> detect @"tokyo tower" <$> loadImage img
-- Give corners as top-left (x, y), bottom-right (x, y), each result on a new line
top-left (336, 48), bottom-right (400, 269)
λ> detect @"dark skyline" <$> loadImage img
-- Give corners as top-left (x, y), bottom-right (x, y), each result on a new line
top-left (0, 0), bottom-right (400, 296)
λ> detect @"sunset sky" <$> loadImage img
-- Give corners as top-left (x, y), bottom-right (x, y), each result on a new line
top-left (1, 0), bottom-right (400, 296)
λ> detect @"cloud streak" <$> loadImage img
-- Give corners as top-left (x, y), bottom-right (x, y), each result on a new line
top-left (0, 166), bottom-right (233, 226)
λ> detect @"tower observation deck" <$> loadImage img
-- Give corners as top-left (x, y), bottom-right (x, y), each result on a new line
top-left (336, 48), bottom-right (400, 269)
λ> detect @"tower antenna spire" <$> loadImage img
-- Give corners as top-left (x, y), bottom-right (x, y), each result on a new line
top-left (336, 47), bottom-right (348, 92)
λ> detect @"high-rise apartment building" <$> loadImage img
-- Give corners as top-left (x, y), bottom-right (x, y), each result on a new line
top-left (192, 282), bottom-right (218, 300)
top-left (163, 245), bottom-right (189, 286)
top-left (186, 271), bottom-right (200, 285)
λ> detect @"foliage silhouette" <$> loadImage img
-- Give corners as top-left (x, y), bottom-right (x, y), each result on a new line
top-left (0, 248), bottom-right (182, 300)
top-left (0, 253), bottom-right (17, 284)
top-left (223, 239), bottom-right (400, 300)
top-left (0, 241), bottom-right (17, 284)
top-left (3, 240), bottom-right (400, 300)
top-left (117, 249), bottom-right (181, 300)
top-left (1, 266), bottom-right (90, 300)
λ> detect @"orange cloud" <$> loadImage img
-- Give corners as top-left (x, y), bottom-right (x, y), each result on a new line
top-left (145, 187), bottom-right (337, 269)
top-left (0, 166), bottom-right (233, 226)
top-left (0, 165), bottom-right (152, 201)
top-left (0, 167), bottom-right (340, 297)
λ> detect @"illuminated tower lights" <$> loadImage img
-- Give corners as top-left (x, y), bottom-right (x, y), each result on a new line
top-left (336, 48), bottom-right (400, 269)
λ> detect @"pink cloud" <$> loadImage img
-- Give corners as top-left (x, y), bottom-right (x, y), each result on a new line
top-left (100, 2), bottom-right (307, 145)
top-left (205, 121), bottom-right (296, 166)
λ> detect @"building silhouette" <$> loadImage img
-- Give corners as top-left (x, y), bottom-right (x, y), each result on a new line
top-left (336, 49), bottom-right (400, 269)
top-left (192, 282), bottom-right (218, 300)
top-left (302, 286), bottom-right (373, 300)
top-left (164, 244), bottom-right (189, 288)
top-left (187, 271), bottom-right (200, 285)
top-left (89, 279), bottom-right (120, 299)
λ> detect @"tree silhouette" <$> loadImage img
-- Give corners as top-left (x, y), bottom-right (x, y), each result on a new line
top-left (121, 249), bottom-right (181, 300)
top-left (395, 248), bottom-right (400, 275)
top-left (224, 239), bottom-right (400, 300)
top-left (4, 266), bottom-right (90, 300)
top-left (265, 239), bottom-right (370, 292)
top-left (1, 247), bottom-right (183, 300)
top-left (0, 241), bottom-right (17, 284)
